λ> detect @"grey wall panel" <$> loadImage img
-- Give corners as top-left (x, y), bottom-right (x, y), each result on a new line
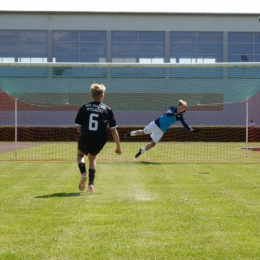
top-left (0, 12), bottom-right (259, 32)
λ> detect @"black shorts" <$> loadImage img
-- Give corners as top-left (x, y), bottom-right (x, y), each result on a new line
top-left (78, 136), bottom-right (107, 156)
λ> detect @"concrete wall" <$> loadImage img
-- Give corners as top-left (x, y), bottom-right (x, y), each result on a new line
top-left (0, 11), bottom-right (259, 31)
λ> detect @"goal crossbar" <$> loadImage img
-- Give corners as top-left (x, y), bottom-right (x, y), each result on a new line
top-left (1, 62), bottom-right (260, 69)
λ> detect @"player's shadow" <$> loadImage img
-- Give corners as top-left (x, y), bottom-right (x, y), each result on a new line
top-left (35, 192), bottom-right (81, 199)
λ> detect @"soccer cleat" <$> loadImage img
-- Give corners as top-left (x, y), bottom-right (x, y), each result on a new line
top-left (124, 132), bottom-right (131, 138)
top-left (78, 173), bottom-right (87, 191)
top-left (135, 149), bottom-right (142, 158)
top-left (88, 184), bottom-right (94, 193)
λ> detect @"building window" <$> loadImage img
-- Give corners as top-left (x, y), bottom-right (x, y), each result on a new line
top-left (170, 32), bottom-right (223, 78)
top-left (256, 33), bottom-right (260, 62)
top-left (170, 32), bottom-right (223, 64)
top-left (111, 31), bottom-right (165, 77)
top-left (52, 30), bottom-right (106, 63)
top-left (228, 32), bottom-right (260, 62)
top-left (112, 31), bottom-right (164, 63)
top-left (0, 30), bottom-right (47, 63)
top-left (52, 30), bottom-right (106, 77)
top-left (228, 32), bottom-right (260, 78)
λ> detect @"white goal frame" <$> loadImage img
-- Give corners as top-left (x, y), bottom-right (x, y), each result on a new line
top-left (1, 61), bottom-right (259, 159)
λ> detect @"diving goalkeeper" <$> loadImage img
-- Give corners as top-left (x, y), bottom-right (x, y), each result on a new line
top-left (124, 100), bottom-right (199, 158)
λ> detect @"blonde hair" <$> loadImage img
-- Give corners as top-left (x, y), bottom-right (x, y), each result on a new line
top-left (178, 99), bottom-right (187, 108)
top-left (90, 83), bottom-right (106, 99)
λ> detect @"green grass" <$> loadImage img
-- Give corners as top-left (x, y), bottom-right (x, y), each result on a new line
top-left (1, 141), bottom-right (260, 162)
top-left (1, 161), bottom-right (260, 259)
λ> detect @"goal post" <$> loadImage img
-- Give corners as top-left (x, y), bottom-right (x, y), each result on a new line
top-left (0, 62), bottom-right (260, 162)
top-left (246, 99), bottom-right (249, 157)
top-left (14, 98), bottom-right (18, 158)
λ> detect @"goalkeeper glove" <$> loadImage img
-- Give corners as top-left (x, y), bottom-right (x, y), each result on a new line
top-left (190, 128), bottom-right (200, 133)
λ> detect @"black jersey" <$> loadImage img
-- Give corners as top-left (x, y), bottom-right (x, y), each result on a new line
top-left (75, 102), bottom-right (117, 139)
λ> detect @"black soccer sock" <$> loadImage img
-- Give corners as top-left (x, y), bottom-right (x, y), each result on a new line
top-left (78, 163), bottom-right (86, 175)
top-left (88, 169), bottom-right (96, 186)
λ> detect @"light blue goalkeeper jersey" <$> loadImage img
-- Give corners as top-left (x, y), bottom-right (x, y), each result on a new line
top-left (154, 106), bottom-right (191, 133)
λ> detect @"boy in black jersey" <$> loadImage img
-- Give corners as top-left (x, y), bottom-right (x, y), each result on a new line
top-left (75, 83), bottom-right (122, 192)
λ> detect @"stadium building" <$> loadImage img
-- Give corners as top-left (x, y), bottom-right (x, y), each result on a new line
top-left (0, 11), bottom-right (260, 63)
top-left (0, 11), bottom-right (260, 127)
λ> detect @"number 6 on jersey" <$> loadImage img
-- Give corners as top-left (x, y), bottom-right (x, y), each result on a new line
top-left (89, 113), bottom-right (99, 131)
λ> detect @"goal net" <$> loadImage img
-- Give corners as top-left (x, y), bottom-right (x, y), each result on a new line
top-left (0, 62), bottom-right (260, 162)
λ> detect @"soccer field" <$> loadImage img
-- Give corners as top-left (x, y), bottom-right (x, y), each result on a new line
top-left (1, 161), bottom-right (260, 259)
top-left (1, 141), bottom-right (260, 162)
